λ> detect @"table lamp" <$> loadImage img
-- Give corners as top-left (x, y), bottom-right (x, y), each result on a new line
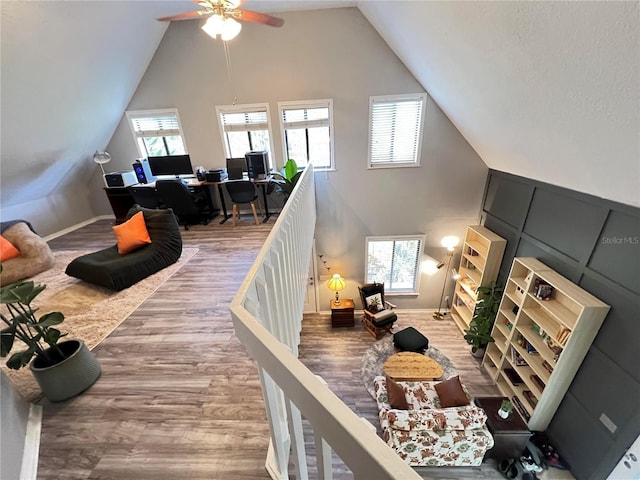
top-left (327, 273), bottom-right (346, 306)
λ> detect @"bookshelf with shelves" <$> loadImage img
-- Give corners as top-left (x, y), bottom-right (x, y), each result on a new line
top-left (450, 225), bottom-right (506, 334)
top-left (482, 257), bottom-right (610, 431)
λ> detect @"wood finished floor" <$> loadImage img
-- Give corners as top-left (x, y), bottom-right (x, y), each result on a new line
top-left (36, 216), bottom-right (509, 479)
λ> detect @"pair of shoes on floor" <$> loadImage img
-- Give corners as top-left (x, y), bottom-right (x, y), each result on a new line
top-left (498, 458), bottom-right (537, 480)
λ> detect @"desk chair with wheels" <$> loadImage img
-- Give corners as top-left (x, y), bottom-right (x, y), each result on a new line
top-left (156, 180), bottom-right (211, 230)
top-left (225, 180), bottom-right (260, 226)
top-left (127, 185), bottom-right (162, 209)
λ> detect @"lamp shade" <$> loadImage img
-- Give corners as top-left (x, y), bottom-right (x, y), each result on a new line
top-left (441, 235), bottom-right (460, 251)
top-left (93, 150), bottom-right (111, 165)
top-left (327, 273), bottom-right (346, 292)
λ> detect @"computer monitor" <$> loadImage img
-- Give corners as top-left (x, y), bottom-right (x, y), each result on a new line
top-left (226, 157), bottom-right (247, 180)
top-left (147, 154), bottom-right (194, 178)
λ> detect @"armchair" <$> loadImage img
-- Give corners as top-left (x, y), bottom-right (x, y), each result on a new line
top-left (373, 376), bottom-right (494, 466)
top-left (358, 282), bottom-right (397, 339)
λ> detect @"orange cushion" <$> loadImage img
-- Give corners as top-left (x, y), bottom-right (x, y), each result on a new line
top-left (112, 211), bottom-right (152, 254)
top-left (385, 376), bottom-right (409, 410)
top-left (0, 235), bottom-right (21, 261)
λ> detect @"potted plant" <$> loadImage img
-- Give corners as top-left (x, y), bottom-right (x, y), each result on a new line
top-left (271, 158), bottom-right (302, 200)
top-left (463, 281), bottom-right (504, 357)
top-left (498, 398), bottom-right (514, 419)
top-left (0, 278), bottom-right (101, 401)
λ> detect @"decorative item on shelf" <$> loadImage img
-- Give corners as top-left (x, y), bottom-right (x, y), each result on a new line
top-left (432, 235), bottom-right (460, 320)
top-left (534, 278), bottom-right (553, 300)
top-left (327, 273), bottom-right (346, 306)
top-left (0, 274), bottom-right (101, 402)
top-left (463, 281), bottom-right (504, 355)
top-left (498, 399), bottom-right (514, 419)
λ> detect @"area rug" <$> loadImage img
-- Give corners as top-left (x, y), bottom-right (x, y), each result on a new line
top-left (1, 247), bottom-right (198, 402)
top-left (360, 331), bottom-right (459, 398)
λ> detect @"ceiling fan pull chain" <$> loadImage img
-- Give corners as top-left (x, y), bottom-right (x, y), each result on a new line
top-left (223, 40), bottom-right (238, 104)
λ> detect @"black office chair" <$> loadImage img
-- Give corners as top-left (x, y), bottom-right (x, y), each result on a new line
top-left (156, 180), bottom-right (211, 230)
top-left (225, 181), bottom-right (260, 226)
top-left (127, 186), bottom-right (162, 209)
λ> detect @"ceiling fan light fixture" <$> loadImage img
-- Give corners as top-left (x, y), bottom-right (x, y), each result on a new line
top-left (221, 17), bottom-right (241, 41)
top-left (202, 14), bottom-right (225, 38)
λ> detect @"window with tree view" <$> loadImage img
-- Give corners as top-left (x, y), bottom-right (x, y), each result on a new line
top-left (126, 109), bottom-right (187, 157)
top-left (366, 236), bottom-right (424, 294)
top-left (279, 100), bottom-right (333, 170)
top-left (216, 104), bottom-right (272, 165)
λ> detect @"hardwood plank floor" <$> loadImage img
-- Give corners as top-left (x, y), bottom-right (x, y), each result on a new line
top-left (34, 216), bottom-right (563, 479)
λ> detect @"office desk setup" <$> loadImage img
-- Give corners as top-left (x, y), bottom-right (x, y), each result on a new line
top-left (203, 175), bottom-right (274, 224)
top-left (103, 176), bottom-right (274, 225)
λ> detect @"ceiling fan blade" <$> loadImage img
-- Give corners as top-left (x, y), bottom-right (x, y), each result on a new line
top-left (157, 10), bottom-right (212, 22)
top-left (233, 9), bottom-right (284, 27)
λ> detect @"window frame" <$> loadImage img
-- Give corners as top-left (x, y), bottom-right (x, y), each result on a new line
top-left (367, 93), bottom-right (427, 169)
top-left (215, 103), bottom-right (275, 170)
top-left (365, 235), bottom-right (425, 295)
top-left (126, 108), bottom-right (188, 158)
top-left (278, 99), bottom-right (334, 171)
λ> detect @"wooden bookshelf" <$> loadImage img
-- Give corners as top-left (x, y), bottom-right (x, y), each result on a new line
top-left (482, 257), bottom-right (610, 431)
top-left (450, 225), bottom-right (506, 335)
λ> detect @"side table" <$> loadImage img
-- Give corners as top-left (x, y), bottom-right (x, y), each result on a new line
top-left (475, 397), bottom-right (531, 460)
top-left (330, 299), bottom-right (354, 328)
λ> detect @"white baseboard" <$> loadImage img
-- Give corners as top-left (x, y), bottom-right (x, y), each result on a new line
top-left (20, 404), bottom-right (43, 480)
top-left (44, 215), bottom-right (114, 241)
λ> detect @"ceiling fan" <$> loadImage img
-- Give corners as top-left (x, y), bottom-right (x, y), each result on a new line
top-left (157, 0), bottom-right (284, 41)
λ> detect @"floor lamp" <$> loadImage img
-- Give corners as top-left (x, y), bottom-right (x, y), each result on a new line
top-left (433, 235), bottom-right (460, 320)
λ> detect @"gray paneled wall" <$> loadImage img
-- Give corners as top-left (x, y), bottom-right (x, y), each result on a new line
top-left (481, 170), bottom-right (640, 480)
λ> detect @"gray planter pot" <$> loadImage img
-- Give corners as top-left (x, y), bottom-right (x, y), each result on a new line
top-left (30, 339), bottom-right (101, 402)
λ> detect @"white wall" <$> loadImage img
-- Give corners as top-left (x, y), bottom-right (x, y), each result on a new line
top-left (0, 371), bottom-right (31, 480)
top-left (104, 7), bottom-right (488, 309)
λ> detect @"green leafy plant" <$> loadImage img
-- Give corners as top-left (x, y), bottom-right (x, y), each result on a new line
top-left (500, 399), bottom-right (514, 414)
top-left (0, 280), bottom-right (67, 370)
top-left (463, 281), bottom-right (504, 353)
top-left (271, 158), bottom-right (302, 198)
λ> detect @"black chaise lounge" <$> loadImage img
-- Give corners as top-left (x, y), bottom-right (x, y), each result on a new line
top-left (65, 205), bottom-right (182, 291)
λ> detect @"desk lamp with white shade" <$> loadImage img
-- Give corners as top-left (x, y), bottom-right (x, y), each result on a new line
top-left (93, 150), bottom-right (111, 187)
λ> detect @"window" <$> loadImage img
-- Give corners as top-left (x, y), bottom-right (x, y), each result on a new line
top-left (365, 235), bottom-right (424, 294)
top-left (216, 103), bottom-right (273, 168)
top-left (126, 109), bottom-right (187, 157)
top-left (368, 93), bottom-right (427, 168)
top-left (278, 99), bottom-right (333, 170)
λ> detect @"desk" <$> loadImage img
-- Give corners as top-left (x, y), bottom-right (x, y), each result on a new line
top-left (104, 180), bottom-right (217, 223)
top-left (204, 176), bottom-right (273, 225)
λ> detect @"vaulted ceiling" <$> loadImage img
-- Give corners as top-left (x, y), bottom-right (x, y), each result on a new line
top-left (1, 1), bottom-right (638, 217)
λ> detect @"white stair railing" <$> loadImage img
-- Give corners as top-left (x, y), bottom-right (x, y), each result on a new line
top-left (230, 164), bottom-right (421, 480)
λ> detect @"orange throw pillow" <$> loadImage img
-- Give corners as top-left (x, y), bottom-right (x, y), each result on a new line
top-left (0, 235), bottom-right (21, 261)
top-left (385, 375), bottom-right (409, 410)
top-left (112, 211), bottom-right (152, 254)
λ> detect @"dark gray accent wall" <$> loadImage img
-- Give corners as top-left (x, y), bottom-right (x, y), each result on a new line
top-left (482, 170), bottom-right (640, 480)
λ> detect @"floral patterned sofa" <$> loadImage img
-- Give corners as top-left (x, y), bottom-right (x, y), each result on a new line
top-left (373, 376), bottom-right (494, 466)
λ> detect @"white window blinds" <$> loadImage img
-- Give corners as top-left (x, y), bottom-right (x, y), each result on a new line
top-left (368, 94), bottom-right (426, 167)
top-left (281, 107), bottom-right (330, 129)
top-left (365, 236), bottom-right (423, 293)
top-left (220, 110), bottom-right (269, 132)
top-left (130, 111), bottom-right (181, 138)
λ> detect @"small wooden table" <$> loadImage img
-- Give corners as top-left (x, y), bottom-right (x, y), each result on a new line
top-left (475, 397), bottom-right (531, 460)
top-left (330, 299), bottom-right (355, 328)
top-left (383, 352), bottom-right (444, 381)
